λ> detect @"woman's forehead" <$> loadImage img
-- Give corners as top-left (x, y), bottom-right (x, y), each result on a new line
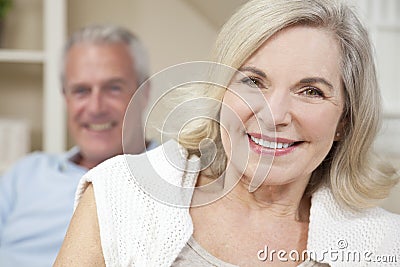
top-left (241, 25), bottom-right (342, 85)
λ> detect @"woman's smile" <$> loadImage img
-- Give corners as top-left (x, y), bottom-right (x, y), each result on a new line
top-left (247, 133), bottom-right (303, 156)
top-left (220, 25), bottom-right (344, 187)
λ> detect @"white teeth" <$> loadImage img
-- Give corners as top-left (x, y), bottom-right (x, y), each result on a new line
top-left (88, 122), bottom-right (113, 131)
top-left (262, 139), bottom-right (270, 147)
top-left (271, 142), bottom-right (277, 149)
top-left (250, 135), bottom-right (294, 149)
top-left (283, 143), bottom-right (289, 148)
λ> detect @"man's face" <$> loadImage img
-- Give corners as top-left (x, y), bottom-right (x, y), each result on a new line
top-left (63, 42), bottom-right (139, 169)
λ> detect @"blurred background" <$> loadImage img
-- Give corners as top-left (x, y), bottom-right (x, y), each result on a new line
top-left (0, 0), bottom-right (398, 212)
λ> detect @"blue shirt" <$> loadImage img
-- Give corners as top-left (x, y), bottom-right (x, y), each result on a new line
top-left (0, 148), bottom-right (87, 267)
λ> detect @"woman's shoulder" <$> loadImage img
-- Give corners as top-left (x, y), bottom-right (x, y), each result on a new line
top-left (76, 140), bottom-right (199, 205)
top-left (81, 142), bottom-right (167, 182)
top-left (373, 205), bottom-right (400, 223)
top-left (84, 139), bottom-right (190, 180)
top-left (362, 205), bottom-right (400, 239)
top-left (74, 141), bottom-right (197, 266)
top-left (311, 186), bottom-right (400, 225)
top-left (309, 187), bottom-right (400, 260)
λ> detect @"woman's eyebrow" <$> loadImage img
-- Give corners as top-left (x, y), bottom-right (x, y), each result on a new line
top-left (299, 77), bottom-right (333, 90)
top-left (238, 66), bottom-right (267, 78)
top-left (238, 67), bottom-right (334, 90)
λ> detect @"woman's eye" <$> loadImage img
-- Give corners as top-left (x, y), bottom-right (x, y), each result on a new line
top-left (241, 77), bottom-right (264, 88)
top-left (300, 87), bottom-right (324, 98)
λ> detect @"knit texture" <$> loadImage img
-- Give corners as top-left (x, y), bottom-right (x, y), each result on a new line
top-left (308, 187), bottom-right (400, 266)
top-left (75, 140), bottom-right (199, 267)
top-left (75, 140), bottom-right (400, 267)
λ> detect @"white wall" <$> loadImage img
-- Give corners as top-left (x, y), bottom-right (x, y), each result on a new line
top-left (68, 0), bottom-right (217, 74)
top-left (353, 0), bottom-right (400, 214)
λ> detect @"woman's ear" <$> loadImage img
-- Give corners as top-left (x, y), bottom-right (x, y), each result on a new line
top-left (334, 120), bottom-right (346, 141)
top-left (334, 131), bottom-right (341, 141)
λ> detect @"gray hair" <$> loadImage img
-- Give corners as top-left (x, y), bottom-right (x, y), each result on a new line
top-left (61, 24), bottom-right (149, 86)
top-left (177, 0), bottom-right (399, 210)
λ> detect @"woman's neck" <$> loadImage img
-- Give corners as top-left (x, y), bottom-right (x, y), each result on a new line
top-left (193, 167), bottom-right (312, 221)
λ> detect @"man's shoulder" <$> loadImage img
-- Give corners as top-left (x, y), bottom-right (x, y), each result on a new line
top-left (6, 151), bottom-right (60, 171)
top-left (0, 152), bottom-right (65, 192)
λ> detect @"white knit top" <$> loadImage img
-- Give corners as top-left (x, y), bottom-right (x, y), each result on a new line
top-left (75, 140), bottom-right (400, 267)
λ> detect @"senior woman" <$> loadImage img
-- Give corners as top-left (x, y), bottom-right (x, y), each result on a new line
top-left (55, 0), bottom-right (400, 266)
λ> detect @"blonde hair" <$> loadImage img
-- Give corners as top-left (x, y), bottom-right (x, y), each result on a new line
top-left (177, 0), bottom-right (399, 210)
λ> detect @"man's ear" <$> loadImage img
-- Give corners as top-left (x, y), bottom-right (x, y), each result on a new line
top-left (62, 87), bottom-right (66, 96)
top-left (139, 81), bottom-right (150, 111)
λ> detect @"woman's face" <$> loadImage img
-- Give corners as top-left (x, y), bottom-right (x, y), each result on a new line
top-left (220, 25), bottom-right (344, 190)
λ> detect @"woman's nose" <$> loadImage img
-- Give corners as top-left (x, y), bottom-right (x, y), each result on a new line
top-left (258, 89), bottom-right (292, 130)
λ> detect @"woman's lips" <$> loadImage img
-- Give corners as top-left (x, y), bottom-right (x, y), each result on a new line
top-left (247, 133), bottom-right (302, 156)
